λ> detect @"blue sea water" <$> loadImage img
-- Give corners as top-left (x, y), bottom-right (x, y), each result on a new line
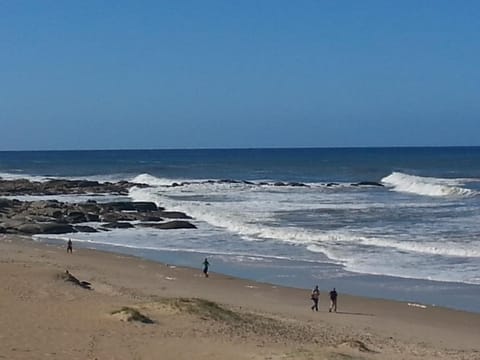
top-left (1, 147), bottom-right (480, 312)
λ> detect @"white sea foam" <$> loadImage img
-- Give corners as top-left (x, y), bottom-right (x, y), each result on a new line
top-left (381, 172), bottom-right (476, 197)
top-left (131, 173), bottom-right (182, 186)
top-left (0, 172), bottom-right (51, 182)
top-left (8, 170), bottom-right (480, 286)
top-left (130, 185), bottom-right (348, 245)
top-left (131, 174), bottom-right (477, 246)
top-left (307, 233), bottom-right (480, 258)
top-left (307, 242), bottom-right (480, 285)
top-left (131, 173), bottom-right (365, 191)
top-left (124, 172), bottom-right (480, 286)
top-left (130, 184), bottom-right (480, 259)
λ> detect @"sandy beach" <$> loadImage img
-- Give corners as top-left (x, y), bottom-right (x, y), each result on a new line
top-left (1, 235), bottom-right (479, 360)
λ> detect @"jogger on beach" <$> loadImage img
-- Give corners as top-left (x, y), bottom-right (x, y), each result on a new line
top-left (329, 288), bottom-right (337, 312)
top-left (203, 258), bottom-right (210, 277)
top-left (311, 285), bottom-right (320, 311)
top-left (67, 239), bottom-right (73, 253)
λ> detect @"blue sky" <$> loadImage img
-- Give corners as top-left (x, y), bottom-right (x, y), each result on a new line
top-left (1, 1), bottom-right (479, 150)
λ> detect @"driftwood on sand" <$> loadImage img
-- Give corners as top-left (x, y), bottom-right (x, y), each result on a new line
top-left (61, 270), bottom-right (92, 290)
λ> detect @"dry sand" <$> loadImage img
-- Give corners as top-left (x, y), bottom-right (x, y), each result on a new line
top-left (1, 234), bottom-right (479, 360)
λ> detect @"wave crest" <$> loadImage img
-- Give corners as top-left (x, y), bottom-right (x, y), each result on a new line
top-left (381, 172), bottom-right (476, 197)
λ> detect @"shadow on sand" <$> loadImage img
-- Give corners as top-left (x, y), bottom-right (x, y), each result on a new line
top-left (333, 311), bottom-right (375, 317)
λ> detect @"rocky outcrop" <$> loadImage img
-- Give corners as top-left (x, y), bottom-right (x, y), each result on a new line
top-left (0, 179), bottom-right (196, 235)
top-left (73, 225), bottom-right (98, 233)
top-left (102, 222), bottom-right (135, 229)
top-left (167, 179), bottom-right (310, 188)
top-left (17, 223), bottom-right (77, 235)
top-left (131, 202), bottom-right (161, 212)
top-left (139, 220), bottom-right (197, 230)
top-left (0, 178), bottom-right (149, 196)
top-left (158, 211), bottom-right (192, 219)
top-left (351, 181), bottom-right (384, 187)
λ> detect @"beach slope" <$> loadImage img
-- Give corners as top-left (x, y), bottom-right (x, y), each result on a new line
top-left (1, 235), bottom-right (479, 360)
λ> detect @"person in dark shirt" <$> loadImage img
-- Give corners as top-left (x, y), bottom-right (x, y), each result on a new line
top-left (202, 258), bottom-right (210, 278)
top-left (311, 285), bottom-right (320, 311)
top-left (67, 239), bottom-right (73, 254)
top-left (329, 288), bottom-right (338, 312)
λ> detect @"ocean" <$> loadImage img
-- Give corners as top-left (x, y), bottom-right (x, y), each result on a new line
top-left (1, 147), bottom-right (480, 312)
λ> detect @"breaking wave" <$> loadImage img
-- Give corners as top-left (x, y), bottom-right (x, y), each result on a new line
top-left (381, 172), bottom-right (477, 197)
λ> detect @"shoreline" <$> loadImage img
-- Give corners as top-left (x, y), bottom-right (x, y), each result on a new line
top-left (35, 234), bottom-right (480, 314)
top-left (2, 176), bottom-right (479, 314)
top-left (2, 234), bottom-right (480, 359)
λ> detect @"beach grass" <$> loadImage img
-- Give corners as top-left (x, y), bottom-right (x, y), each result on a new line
top-left (111, 306), bottom-right (155, 324)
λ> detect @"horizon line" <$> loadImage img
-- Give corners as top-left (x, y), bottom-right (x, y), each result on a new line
top-left (1, 145), bottom-right (480, 152)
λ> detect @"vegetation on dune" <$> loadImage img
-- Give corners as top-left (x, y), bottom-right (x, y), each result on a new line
top-left (162, 297), bottom-right (243, 323)
top-left (158, 297), bottom-right (318, 344)
top-left (111, 307), bottom-right (154, 324)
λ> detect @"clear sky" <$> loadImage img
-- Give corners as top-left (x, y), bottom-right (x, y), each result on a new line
top-left (1, 1), bottom-right (479, 150)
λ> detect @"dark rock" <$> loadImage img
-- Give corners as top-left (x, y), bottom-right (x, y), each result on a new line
top-left (0, 179), bottom-right (198, 236)
top-left (102, 222), bottom-right (134, 229)
top-left (18, 223), bottom-right (77, 234)
top-left (74, 225), bottom-right (98, 233)
top-left (159, 211), bottom-right (192, 219)
top-left (103, 202), bottom-right (136, 211)
top-left (51, 210), bottom-right (64, 219)
top-left (31, 208), bottom-right (64, 219)
top-left (66, 211), bottom-right (87, 223)
top-left (45, 179), bottom-right (100, 189)
top-left (2, 220), bottom-right (28, 230)
top-left (38, 223), bottom-right (77, 234)
top-left (137, 214), bottom-right (163, 222)
top-left (100, 213), bottom-right (132, 222)
top-left (0, 178), bottom-right (148, 196)
top-left (219, 179), bottom-right (240, 184)
top-left (17, 223), bottom-right (42, 234)
top-left (139, 220), bottom-right (196, 230)
top-left (0, 198), bottom-right (12, 207)
top-left (24, 215), bottom-right (58, 223)
top-left (34, 200), bottom-right (61, 208)
top-left (132, 201), bottom-right (158, 212)
top-left (288, 182), bottom-right (308, 187)
top-left (85, 213), bottom-right (100, 222)
top-left (352, 181), bottom-right (384, 187)
top-left (77, 203), bottom-right (100, 213)
top-left (326, 183), bottom-right (339, 187)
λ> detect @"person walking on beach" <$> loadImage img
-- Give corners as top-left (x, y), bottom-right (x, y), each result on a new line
top-left (329, 288), bottom-right (338, 312)
top-left (202, 258), bottom-right (210, 278)
top-left (311, 285), bottom-right (320, 311)
top-left (67, 239), bottom-right (73, 254)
